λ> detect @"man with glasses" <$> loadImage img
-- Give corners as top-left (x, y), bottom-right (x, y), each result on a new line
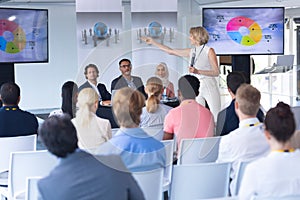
top-left (111, 58), bottom-right (146, 97)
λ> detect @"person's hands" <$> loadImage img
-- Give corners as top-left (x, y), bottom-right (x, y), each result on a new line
top-left (188, 66), bottom-right (199, 74)
top-left (141, 36), bottom-right (153, 44)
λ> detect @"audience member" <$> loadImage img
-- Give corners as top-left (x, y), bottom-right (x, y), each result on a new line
top-left (140, 77), bottom-right (172, 127)
top-left (38, 115), bottom-right (144, 200)
top-left (0, 82), bottom-right (38, 137)
top-left (216, 71), bottom-right (265, 136)
top-left (163, 75), bottom-right (214, 149)
top-left (49, 81), bottom-right (78, 118)
top-left (96, 87), bottom-right (166, 172)
top-left (155, 62), bottom-right (175, 98)
top-left (72, 88), bottom-right (111, 151)
top-left (79, 63), bottom-right (111, 105)
top-left (217, 84), bottom-right (270, 194)
top-left (239, 102), bottom-right (300, 199)
top-left (140, 77), bottom-right (172, 140)
top-left (111, 58), bottom-right (147, 97)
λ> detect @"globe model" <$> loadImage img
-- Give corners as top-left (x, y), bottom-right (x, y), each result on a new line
top-left (93, 22), bottom-right (108, 39)
top-left (148, 21), bottom-right (162, 38)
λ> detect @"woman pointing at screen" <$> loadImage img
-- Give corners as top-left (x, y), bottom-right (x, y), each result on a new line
top-left (142, 26), bottom-right (221, 122)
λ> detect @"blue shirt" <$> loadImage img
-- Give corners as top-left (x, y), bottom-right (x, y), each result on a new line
top-left (96, 127), bottom-right (166, 172)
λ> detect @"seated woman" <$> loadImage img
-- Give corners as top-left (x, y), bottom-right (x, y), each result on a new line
top-left (49, 81), bottom-right (78, 118)
top-left (71, 88), bottom-right (112, 151)
top-left (96, 87), bottom-right (166, 172)
top-left (239, 102), bottom-right (300, 199)
top-left (140, 77), bottom-right (172, 139)
top-left (155, 62), bottom-right (175, 98)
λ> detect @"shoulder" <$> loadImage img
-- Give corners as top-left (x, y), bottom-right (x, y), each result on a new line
top-left (96, 116), bottom-right (110, 124)
top-left (78, 81), bottom-right (90, 90)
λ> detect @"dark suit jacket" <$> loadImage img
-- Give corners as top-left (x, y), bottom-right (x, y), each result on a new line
top-left (0, 106), bottom-right (38, 137)
top-left (79, 81), bottom-right (111, 101)
top-left (111, 75), bottom-right (147, 97)
top-left (38, 150), bottom-right (144, 200)
top-left (216, 99), bottom-right (265, 136)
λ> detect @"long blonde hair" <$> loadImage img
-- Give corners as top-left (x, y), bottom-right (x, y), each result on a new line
top-left (112, 88), bottom-right (145, 127)
top-left (145, 77), bottom-right (163, 113)
top-left (75, 88), bottom-right (99, 127)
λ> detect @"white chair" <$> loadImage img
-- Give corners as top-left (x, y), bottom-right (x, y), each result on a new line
top-left (25, 177), bottom-right (41, 200)
top-left (231, 161), bottom-right (249, 196)
top-left (132, 168), bottom-right (164, 200)
top-left (0, 135), bottom-right (37, 188)
top-left (169, 162), bottom-right (231, 200)
top-left (141, 127), bottom-right (164, 141)
top-left (177, 137), bottom-right (221, 165)
top-left (161, 140), bottom-right (175, 194)
top-left (2, 150), bottom-right (58, 200)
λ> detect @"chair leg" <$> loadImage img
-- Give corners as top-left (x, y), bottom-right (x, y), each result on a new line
top-left (163, 191), bottom-right (168, 200)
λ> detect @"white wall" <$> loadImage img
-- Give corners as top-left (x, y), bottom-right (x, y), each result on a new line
top-left (13, 4), bottom-right (78, 110)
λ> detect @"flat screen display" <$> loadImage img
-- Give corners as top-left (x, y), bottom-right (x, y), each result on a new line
top-left (0, 7), bottom-right (48, 63)
top-left (202, 7), bottom-right (284, 55)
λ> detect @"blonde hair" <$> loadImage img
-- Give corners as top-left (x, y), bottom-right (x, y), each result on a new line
top-left (236, 84), bottom-right (261, 116)
top-left (112, 88), bottom-right (145, 127)
top-left (75, 88), bottom-right (99, 127)
top-left (145, 77), bottom-right (163, 113)
top-left (189, 26), bottom-right (209, 45)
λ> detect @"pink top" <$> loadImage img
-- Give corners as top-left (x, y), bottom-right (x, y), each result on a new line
top-left (164, 99), bottom-right (214, 148)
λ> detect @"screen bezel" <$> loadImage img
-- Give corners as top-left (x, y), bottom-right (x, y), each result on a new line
top-left (0, 7), bottom-right (49, 64)
top-left (202, 7), bottom-right (285, 56)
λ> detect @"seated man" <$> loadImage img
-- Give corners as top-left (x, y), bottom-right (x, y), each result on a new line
top-left (217, 84), bottom-right (270, 195)
top-left (0, 82), bottom-right (38, 137)
top-left (96, 88), bottom-right (165, 172)
top-left (111, 58), bottom-right (147, 97)
top-left (216, 71), bottom-right (265, 136)
top-left (79, 63), bottom-right (111, 105)
top-left (38, 115), bottom-right (144, 200)
top-left (163, 75), bottom-right (215, 149)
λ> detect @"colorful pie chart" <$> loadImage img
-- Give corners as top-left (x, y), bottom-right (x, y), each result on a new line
top-left (0, 19), bottom-right (26, 54)
top-left (226, 16), bottom-right (262, 46)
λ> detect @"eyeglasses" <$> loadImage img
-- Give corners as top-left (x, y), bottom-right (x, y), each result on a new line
top-left (120, 64), bottom-right (131, 68)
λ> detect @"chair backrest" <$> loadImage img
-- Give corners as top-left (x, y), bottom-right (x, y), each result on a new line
top-left (177, 137), bottom-right (221, 165)
top-left (0, 135), bottom-right (37, 173)
top-left (231, 161), bottom-right (249, 196)
top-left (161, 140), bottom-right (175, 191)
top-left (141, 127), bottom-right (164, 141)
top-left (8, 150), bottom-right (58, 200)
top-left (25, 176), bottom-right (41, 200)
top-left (169, 162), bottom-right (231, 200)
top-left (132, 168), bottom-right (164, 200)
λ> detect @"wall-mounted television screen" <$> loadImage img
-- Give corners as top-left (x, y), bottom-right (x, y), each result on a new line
top-left (202, 7), bottom-right (284, 55)
top-left (0, 7), bottom-right (48, 63)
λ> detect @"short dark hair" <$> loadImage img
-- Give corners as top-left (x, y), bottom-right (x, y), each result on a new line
top-left (84, 64), bottom-right (99, 79)
top-left (226, 71), bottom-right (246, 95)
top-left (119, 58), bottom-right (131, 66)
top-left (39, 115), bottom-right (78, 158)
top-left (0, 82), bottom-right (20, 105)
top-left (264, 102), bottom-right (295, 143)
top-left (178, 75), bottom-right (200, 99)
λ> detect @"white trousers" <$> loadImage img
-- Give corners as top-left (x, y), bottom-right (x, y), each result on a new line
top-left (195, 77), bottom-right (221, 122)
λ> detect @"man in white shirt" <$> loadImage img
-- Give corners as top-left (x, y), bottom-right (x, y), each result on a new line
top-left (216, 84), bottom-right (270, 194)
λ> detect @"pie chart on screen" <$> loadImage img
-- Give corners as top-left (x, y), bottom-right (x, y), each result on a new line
top-left (226, 16), bottom-right (262, 46)
top-left (0, 19), bottom-right (26, 54)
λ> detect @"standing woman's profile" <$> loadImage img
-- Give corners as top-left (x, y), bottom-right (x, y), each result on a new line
top-left (142, 26), bottom-right (221, 121)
